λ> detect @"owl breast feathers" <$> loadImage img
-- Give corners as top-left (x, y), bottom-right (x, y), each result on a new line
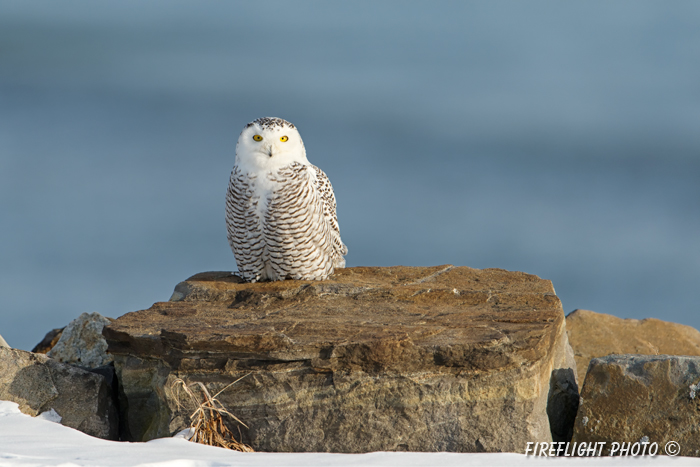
top-left (225, 117), bottom-right (347, 282)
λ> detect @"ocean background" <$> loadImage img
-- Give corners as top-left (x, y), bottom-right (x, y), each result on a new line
top-left (1, 1), bottom-right (698, 351)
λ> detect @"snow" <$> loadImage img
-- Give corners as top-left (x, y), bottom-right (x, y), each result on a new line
top-left (0, 401), bottom-right (695, 467)
top-left (35, 410), bottom-right (61, 424)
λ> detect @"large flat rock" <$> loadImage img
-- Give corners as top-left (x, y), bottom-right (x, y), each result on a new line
top-left (566, 309), bottom-right (700, 384)
top-left (572, 355), bottom-right (700, 457)
top-left (104, 265), bottom-right (578, 452)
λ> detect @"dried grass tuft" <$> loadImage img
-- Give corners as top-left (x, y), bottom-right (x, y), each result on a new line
top-left (172, 374), bottom-right (254, 452)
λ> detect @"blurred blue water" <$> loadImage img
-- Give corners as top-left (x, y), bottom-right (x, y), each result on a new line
top-left (1, 1), bottom-right (699, 350)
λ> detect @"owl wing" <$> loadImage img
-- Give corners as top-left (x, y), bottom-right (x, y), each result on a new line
top-left (225, 165), bottom-right (265, 281)
top-left (311, 165), bottom-right (348, 263)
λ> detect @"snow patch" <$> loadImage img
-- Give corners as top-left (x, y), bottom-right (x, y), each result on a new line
top-left (36, 409), bottom-right (62, 423)
top-left (173, 428), bottom-right (195, 440)
top-left (0, 401), bottom-right (20, 415)
top-left (2, 400), bottom-right (700, 467)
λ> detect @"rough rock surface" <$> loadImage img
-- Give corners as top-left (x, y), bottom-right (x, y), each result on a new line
top-left (32, 327), bottom-right (65, 354)
top-left (572, 354), bottom-right (700, 457)
top-left (566, 309), bottom-right (700, 384)
top-left (104, 266), bottom-right (578, 452)
top-left (48, 312), bottom-right (114, 368)
top-left (0, 346), bottom-right (119, 439)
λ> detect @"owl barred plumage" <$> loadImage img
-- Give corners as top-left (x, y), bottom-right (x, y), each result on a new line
top-left (225, 117), bottom-right (347, 282)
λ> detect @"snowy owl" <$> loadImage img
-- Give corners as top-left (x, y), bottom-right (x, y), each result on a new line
top-left (225, 117), bottom-right (348, 282)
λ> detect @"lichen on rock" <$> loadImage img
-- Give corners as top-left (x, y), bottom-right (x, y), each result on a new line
top-left (48, 312), bottom-right (113, 369)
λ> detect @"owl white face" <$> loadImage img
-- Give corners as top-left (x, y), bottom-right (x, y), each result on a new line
top-left (235, 117), bottom-right (307, 172)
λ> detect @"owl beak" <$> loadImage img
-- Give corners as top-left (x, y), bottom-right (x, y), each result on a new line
top-left (267, 146), bottom-right (274, 157)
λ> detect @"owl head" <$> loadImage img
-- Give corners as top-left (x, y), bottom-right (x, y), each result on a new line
top-left (235, 117), bottom-right (307, 171)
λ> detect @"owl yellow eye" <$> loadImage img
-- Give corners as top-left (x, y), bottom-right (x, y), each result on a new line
top-left (253, 135), bottom-right (263, 142)
top-left (280, 136), bottom-right (289, 142)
